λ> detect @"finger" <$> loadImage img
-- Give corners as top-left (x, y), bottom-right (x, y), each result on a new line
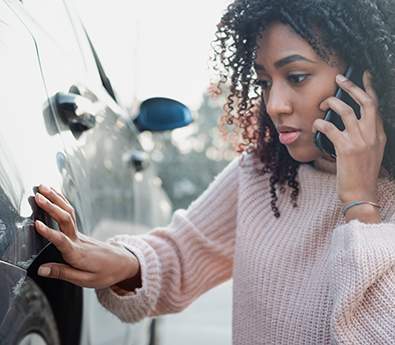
top-left (38, 185), bottom-right (76, 222)
top-left (336, 73), bottom-right (377, 122)
top-left (362, 71), bottom-right (379, 105)
top-left (352, 70), bottom-right (383, 143)
top-left (319, 97), bottom-right (361, 136)
top-left (361, 70), bottom-right (381, 129)
top-left (377, 115), bottom-right (387, 143)
top-left (35, 193), bottom-right (76, 238)
top-left (35, 220), bottom-right (74, 254)
top-left (312, 118), bottom-right (346, 150)
top-left (38, 263), bottom-right (96, 287)
top-left (52, 187), bottom-right (73, 207)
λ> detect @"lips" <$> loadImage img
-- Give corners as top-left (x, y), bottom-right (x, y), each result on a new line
top-left (279, 131), bottom-right (300, 144)
top-left (277, 125), bottom-right (302, 145)
top-left (278, 125), bottom-right (300, 132)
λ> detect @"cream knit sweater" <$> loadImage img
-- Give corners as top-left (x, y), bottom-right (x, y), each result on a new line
top-left (96, 152), bottom-right (395, 344)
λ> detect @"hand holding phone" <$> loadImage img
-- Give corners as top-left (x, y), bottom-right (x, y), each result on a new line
top-left (314, 65), bottom-right (365, 158)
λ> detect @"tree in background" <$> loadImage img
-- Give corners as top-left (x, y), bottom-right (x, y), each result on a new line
top-left (148, 85), bottom-right (237, 210)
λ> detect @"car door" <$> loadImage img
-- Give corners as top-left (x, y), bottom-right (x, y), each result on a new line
top-left (0, 0), bottom-right (69, 269)
top-left (0, 2), bottom-right (77, 342)
top-left (5, 0), bottom-right (154, 344)
top-left (10, 0), bottom-right (142, 229)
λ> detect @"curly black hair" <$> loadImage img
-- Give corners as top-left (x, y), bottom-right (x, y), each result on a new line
top-left (212, 0), bottom-right (395, 218)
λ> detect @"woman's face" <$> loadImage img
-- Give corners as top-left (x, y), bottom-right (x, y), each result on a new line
top-left (255, 22), bottom-right (346, 162)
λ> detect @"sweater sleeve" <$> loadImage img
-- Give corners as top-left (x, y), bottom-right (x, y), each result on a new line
top-left (329, 218), bottom-right (395, 344)
top-left (95, 155), bottom-right (240, 323)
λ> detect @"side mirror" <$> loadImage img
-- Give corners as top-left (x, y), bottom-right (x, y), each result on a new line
top-left (133, 97), bottom-right (193, 132)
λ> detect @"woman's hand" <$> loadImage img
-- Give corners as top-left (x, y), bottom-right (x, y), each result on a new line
top-left (312, 71), bottom-right (387, 204)
top-left (33, 185), bottom-right (140, 289)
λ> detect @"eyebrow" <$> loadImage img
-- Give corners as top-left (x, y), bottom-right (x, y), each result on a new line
top-left (254, 54), bottom-right (316, 71)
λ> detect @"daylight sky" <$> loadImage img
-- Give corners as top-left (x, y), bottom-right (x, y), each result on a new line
top-left (75, 0), bottom-right (231, 110)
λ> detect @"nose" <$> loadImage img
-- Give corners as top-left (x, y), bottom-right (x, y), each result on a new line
top-left (265, 84), bottom-right (293, 118)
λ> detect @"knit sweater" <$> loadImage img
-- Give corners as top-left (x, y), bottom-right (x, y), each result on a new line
top-left (96, 152), bottom-right (395, 344)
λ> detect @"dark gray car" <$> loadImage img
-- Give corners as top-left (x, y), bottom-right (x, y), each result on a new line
top-left (0, 0), bottom-right (191, 344)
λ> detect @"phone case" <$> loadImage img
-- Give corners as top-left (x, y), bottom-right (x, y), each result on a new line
top-left (314, 65), bottom-right (364, 158)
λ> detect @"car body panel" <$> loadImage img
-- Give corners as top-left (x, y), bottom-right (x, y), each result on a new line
top-left (0, 0), bottom-right (172, 344)
top-left (0, 261), bottom-right (26, 332)
top-left (0, 0), bottom-right (64, 267)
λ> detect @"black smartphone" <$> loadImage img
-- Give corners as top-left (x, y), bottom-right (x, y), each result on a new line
top-left (314, 65), bottom-right (365, 158)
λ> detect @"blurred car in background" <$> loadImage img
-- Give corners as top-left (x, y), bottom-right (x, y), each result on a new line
top-left (0, 0), bottom-right (191, 344)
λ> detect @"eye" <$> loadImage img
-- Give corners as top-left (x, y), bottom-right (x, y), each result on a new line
top-left (288, 74), bottom-right (309, 85)
top-left (255, 79), bottom-right (272, 90)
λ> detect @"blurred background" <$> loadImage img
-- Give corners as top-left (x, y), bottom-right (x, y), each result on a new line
top-left (75, 0), bottom-right (234, 343)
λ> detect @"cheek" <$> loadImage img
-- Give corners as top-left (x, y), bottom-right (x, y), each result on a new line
top-left (294, 94), bottom-right (323, 128)
top-left (296, 80), bottom-right (338, 127)
top-left (310, 72), bottom-right (340, 107)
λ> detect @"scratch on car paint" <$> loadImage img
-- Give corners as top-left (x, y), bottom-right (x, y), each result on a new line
top-left (15, 218), bottom-right (34, 231)
top-left (17, 254), bottom-right (37, 270)
top-left (12, 277), bottom-right (25, 296)
top-left (0, 219), bottom-right (6, 243)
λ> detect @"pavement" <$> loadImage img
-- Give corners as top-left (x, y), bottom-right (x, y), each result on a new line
top-left (158, 281), bottom-right (232, 345)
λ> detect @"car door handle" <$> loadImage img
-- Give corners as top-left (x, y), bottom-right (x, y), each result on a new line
top-left (55, 92), bottom-right (96, 132)
top-left (125, 150), bottom-right (150, 172)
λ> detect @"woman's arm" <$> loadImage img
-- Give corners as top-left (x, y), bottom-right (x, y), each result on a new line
top-left (344, 203), bottom-right (381, 224)
top-left (96, 155), bottom-right (241, 322)
top-left (34, 155), bottom-right (241, 322)
top-left (329, 218), bottom-right (395, 343)
top-left (313, 71), bottom-right (387, 227)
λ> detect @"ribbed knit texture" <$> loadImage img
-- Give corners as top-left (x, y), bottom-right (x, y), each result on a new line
top-left (96, 152), bottom-right (395, 344)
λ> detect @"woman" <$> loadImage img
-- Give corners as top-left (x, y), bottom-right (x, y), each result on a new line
top-left (34, 0), bottom-right (395, 343)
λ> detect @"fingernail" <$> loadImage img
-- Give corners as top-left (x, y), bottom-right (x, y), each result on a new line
top-left (39, 185), bottom-right (51, 193)
top-left (35, 220), bottom-right (45, 230)
top-left (336, 74), bottom-right (347, 82)
top-left (38, 266), bottom-right (51, 277)
top-left (35, 193), bottom-right (44, 202)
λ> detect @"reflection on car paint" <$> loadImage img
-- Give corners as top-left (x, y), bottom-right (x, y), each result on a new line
top-left (0, 220), bottom-right (7, 253)
top-left (0, 219), bottom-right (11, 258)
